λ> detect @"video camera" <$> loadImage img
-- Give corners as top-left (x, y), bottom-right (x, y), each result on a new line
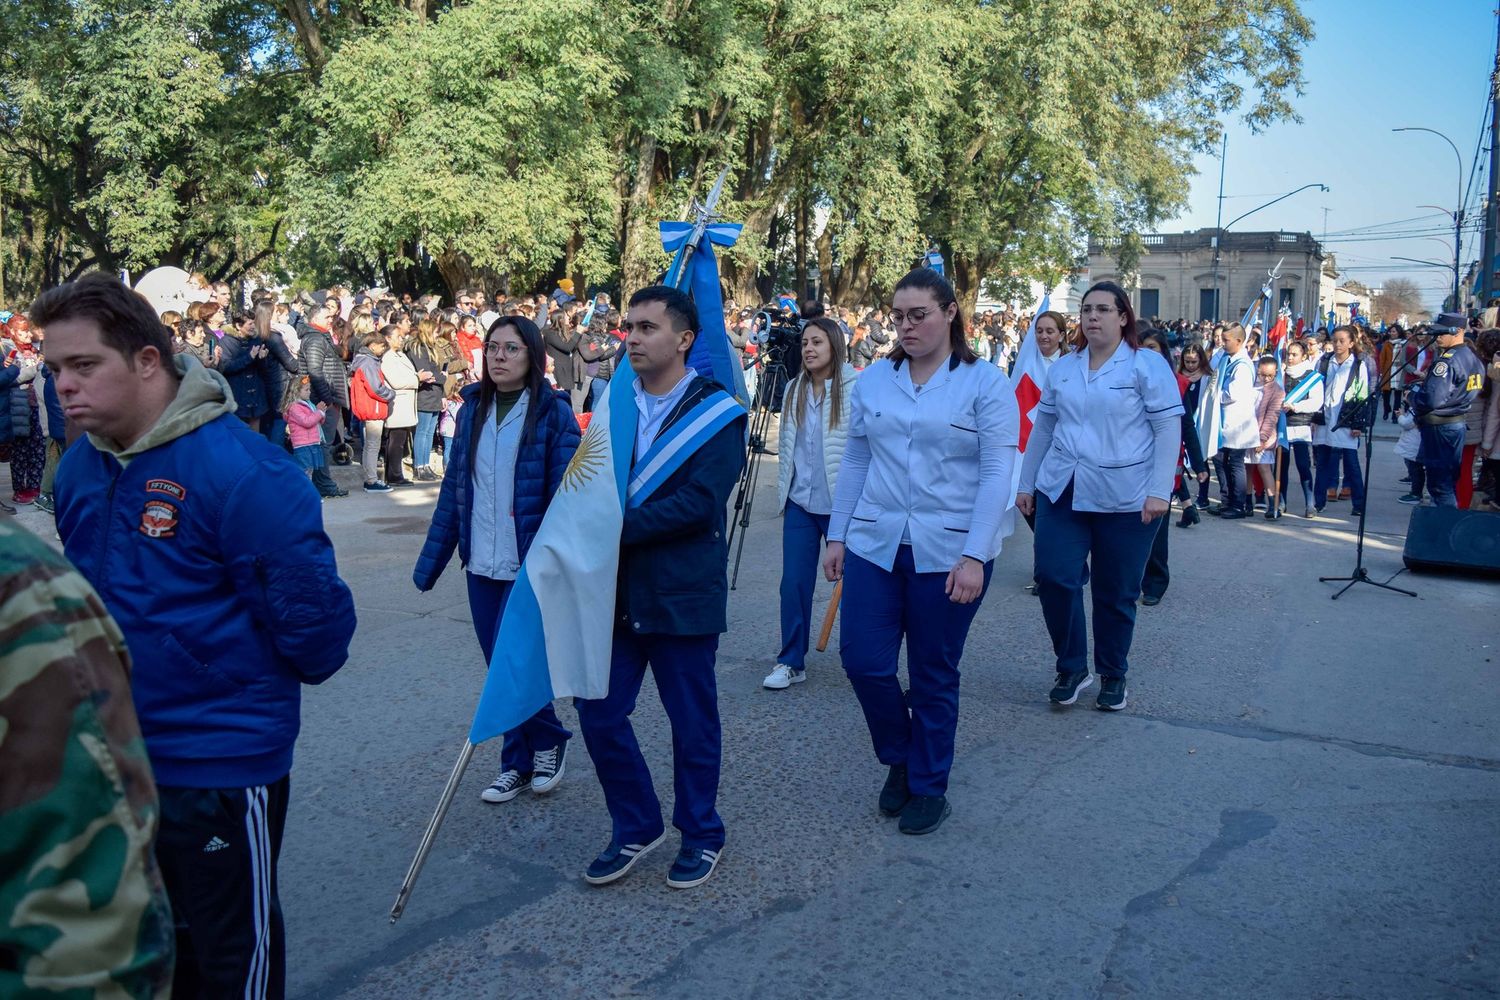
top-left (752, 303), bottom-right (804, 367)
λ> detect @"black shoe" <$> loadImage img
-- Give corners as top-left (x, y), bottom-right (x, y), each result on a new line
top-left (1350, 508), bottom-right (1363, 517)
top-left (1219, 508), bottom-right (1249, 520)
top-left (1049, 671), bottom-right (1093, 706)
top-left (33, 492), bottom-right (55, 514)
top-left (320, 488), bottom-right (349, 499)
top-left (879, 764), bottom-right (910, 817)
top-left (1024, 582), bottom-right (1040, 596)
top-left (1177, 505), bottom-right (1200, 528)
top-left (1096, 677), bottom-right (1128, 711)
top-left (1140, 594), bottom-right (1162, 607)
top-left (898, 795), bottom-right (951, 835)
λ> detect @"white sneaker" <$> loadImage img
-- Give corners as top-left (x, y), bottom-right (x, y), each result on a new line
top-left (531, 743), bottom-right (567, 794)
top-left (480, 769), bottom-right (525, 803)
top-left (762, 664), bottom-right (805, 690)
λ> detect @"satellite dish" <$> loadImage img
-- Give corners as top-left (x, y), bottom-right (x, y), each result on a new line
top-left (134, 267), bottom-right (203, 317)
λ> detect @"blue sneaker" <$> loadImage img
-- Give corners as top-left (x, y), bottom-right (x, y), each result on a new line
top-left (666, 845), bottom-right (722, 889)
top-left (582, 832), bottom-right (666, 886)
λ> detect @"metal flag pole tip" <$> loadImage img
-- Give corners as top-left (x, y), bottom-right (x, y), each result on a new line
top-left (389, 738), bottom-right (476, 924)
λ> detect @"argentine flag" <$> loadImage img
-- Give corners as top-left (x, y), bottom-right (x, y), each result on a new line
top-left (467, 361), bottom-right (638, 742)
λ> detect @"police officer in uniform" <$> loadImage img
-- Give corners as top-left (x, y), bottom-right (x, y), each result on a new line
top-left (1409, 312), bottom-right (1484, 507)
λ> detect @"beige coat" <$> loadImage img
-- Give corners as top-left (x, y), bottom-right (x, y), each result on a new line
top-left (380, 350), bottom-right (420, 429)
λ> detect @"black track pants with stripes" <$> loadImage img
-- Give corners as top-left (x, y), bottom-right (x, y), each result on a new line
top-left (156, 777), bottom-right (290, 999)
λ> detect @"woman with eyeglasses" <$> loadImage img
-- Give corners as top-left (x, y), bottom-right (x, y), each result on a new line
top-left (822, 268), bottom-right (1019, 835)
top-left (414, 316), bottom-right (581, 805)
top-left (1016, 281), bottom-right (1182, 712)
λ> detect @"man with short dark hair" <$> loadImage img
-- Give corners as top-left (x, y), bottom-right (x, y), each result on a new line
top-left (37, 273), bottom-right (357, 998)
top-left (1410, 312), bottom-right (1484, 507)
top-left (576, 285), bottom-right (745, 891)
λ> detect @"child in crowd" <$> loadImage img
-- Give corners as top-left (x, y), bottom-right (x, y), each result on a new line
top-left (440, 377), bottom-right (465, 463)
top-left (283, 376), bottom-right (328, 482)
top-left (1251, 354), bottom-right (1285, 516)
top-left (1394, 380), bottom-right (1425, 505)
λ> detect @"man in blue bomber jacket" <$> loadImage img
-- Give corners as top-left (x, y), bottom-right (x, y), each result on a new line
top-left (36, 273), bottom-right (356, 1000)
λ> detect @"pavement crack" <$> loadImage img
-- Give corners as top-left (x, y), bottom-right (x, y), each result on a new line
top-left (1133, 713), bottom-right (1500, 772)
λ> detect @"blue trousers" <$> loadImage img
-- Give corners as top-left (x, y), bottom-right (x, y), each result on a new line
top-left (575, 630), bottom-right (724, 850)
top-left (413, 410), bottom-right (439, 468)
top-left (1220, 447), bottom-right (1249, 511)
top-left (1417, 422), bottom-right (1465, 507)
top-left (1314, 444), bottom-right (1365, 511)
top-left (465, 573), bottom-right (571, 774)
top-left (840, 546), bottom-right (992, 797)
top-left (778, 501), bottom-right (831, 669)
top-left (1034, 483), bottom-right (1159, 679)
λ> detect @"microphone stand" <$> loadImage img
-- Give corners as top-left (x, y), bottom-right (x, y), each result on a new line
top-left (1318, 332), bottom-right (1437, 600)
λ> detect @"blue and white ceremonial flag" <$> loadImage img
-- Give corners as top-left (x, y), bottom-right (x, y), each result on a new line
top-left (467, 364), bottom-right (637, 744)
top-left (662, 220), bottom-right (749, 406)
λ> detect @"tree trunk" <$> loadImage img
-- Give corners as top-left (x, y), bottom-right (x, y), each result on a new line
top-left (620, 134), bottom-right (661, 295)
top-left (433, 247), bottom-right (478, 299)
top-left (951, 249), bottom-right (980, 319)
top-left (794, 195), bottom-right (809, 303)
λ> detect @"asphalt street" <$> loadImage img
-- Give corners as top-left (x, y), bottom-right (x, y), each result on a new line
top-left (7, 422), bottom-right (1497, 999)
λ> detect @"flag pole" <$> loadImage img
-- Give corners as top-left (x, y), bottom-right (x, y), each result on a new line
top-left (666, 165), bottom-right (730, 291)
top-left (389, 739), bottom-right (476, 924)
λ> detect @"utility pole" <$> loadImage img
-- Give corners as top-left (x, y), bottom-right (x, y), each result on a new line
top-left (1210, 132), bottom-right (1227, 321)
top-left (1482, 12), bottom-right (1500, 305)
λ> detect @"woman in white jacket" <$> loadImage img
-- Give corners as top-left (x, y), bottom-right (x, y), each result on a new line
top-left (766, 318), bottom-right (857, 690)
top-left (380, 324), bottom-right (423, 487)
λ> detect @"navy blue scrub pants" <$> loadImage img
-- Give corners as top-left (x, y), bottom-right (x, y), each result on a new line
top-left (1034, 482), bottom-right (1159, 679)
top-left (1220, 447), bottom-right (1249, 512)
top-left (575, 630), bottom-right (724, 850)
top-left (1313, 444), bottom-right (1365, 511)
top-left (466, 573), bottom-right (571, 775)
top-left (840, 546), bottom-right (993, 798)
top-left (1417, 422), bottom-right (1465, 507)
top-left (778, 500), bottom-right (831, 670)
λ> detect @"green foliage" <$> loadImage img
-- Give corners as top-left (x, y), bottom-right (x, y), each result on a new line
top-left (0, 0), bottom-right (1312, 308)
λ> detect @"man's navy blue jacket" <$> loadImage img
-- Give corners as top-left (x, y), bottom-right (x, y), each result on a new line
top-left (55, 364), bottom-right (356, 789)
top-left (618, 375), bottom-right (747, 637)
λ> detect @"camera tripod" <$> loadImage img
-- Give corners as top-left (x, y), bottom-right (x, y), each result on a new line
top-left (727, 357), bottom-right (791, 589)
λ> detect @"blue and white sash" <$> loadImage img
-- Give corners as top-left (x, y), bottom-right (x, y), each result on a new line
top-left (1283, 369), bottom-right (1324, 407)
top-left (626, 390), bottom-right (744, 508)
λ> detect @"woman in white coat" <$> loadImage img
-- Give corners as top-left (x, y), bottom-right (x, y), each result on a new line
top-left (1016, 281), bottom-right (1182, 713)
top-left (822, 268), bottom-right (1019, 835)
top-left (765, 318), bottom-right (857, 690)
top-left (380, 324), bottom-right (423, 487)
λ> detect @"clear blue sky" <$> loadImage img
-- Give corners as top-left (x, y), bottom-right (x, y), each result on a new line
top-left (1166, 0), bottom-right (1497, 313)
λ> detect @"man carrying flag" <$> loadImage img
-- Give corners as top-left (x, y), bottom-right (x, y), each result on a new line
top-left (576, 285), bottom-right (746, 890)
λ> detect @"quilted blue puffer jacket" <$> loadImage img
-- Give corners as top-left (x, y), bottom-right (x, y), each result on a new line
top-left (413, 382), bottom-right (580, 590)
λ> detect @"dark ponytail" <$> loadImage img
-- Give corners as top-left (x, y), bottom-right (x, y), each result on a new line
top-left (889, 267), bottom-right (978, 366)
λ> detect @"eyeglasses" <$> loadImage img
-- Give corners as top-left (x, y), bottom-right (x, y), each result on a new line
top-left (890, 307), bottom-right (936, 327)
top-left (484, 342), bottom-right (525, 358)
top-left (1079, 305), bottom-right (1118, 316)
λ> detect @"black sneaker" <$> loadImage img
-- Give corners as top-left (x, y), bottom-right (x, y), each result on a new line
top-left (1397, 493), bottom-right (1421, 505)
top-left (33, 492), bottom-right (55, 514)
top-left (1220, 508), bottom-right (1249, 520)
top-left (879, 763), bottom-right (910, 816)
top-left (1049, 671), bottom-right (1093, 706)
top-left (363, 480), bottom-right (393, 493)
top-left (1096, 677), bottom-right (1128, 711)
top-left (898, 795), bottom-right (951, 835)
top-left (530, 742), bottom-right (566, 794)
top-left (666, 846), bottom-right (722, 889)
top-left (583, 832), bottom-right (667, 885)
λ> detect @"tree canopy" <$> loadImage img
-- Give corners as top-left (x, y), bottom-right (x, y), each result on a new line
top-left (0, 0), bottom-right (1313, 310)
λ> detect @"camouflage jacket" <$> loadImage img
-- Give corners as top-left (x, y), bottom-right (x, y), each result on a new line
top-left (0, 520), bottom-right (174, 999)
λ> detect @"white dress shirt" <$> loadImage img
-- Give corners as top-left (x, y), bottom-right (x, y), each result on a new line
top-left (787, 389), bottom-right (832, 515)
top-left (468, 392), bottom-right (529, 581)
top-left (633, 370), bottom-right (696, 459)
top-left (828, 355), bottom-right (1019, 573)
top-left (1018, 339), bottom-right (1183, 512)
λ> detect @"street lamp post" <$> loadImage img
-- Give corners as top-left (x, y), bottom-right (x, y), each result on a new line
top-left (1210, 183), bottom-right (1330, 322)
top-left (1392, 127), bottom-right (1464, 310)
